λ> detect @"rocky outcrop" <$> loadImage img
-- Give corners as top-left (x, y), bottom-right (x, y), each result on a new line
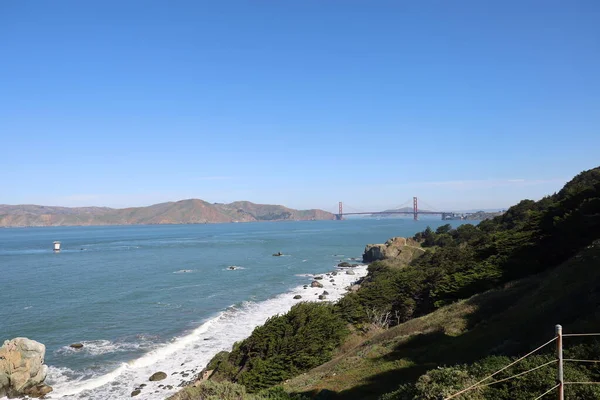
top-left (0, 338), bottom-right (52, 398)
top-left (149, 371), bottom-right (167, 381)
top-left (310, 281), bottom-right (324, 288)
top-left (362, 237), bottom-right (425, 264)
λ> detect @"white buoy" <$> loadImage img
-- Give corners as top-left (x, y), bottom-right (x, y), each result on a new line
top-left (53, 241), bottom-right (61, 253)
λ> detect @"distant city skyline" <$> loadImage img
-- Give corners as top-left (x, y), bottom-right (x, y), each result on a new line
top-left (1, 1), bottom-right (598, 213)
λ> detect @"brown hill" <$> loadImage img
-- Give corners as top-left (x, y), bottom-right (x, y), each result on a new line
top-left (0, 199), bottom-right (335, 227)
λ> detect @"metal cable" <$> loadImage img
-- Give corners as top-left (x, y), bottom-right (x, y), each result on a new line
top-left (443, 337), bottom-right (557, 400)
top-left (563, 333), bottom-right (600, 337)
top-left (477, 360), bottom-right (558, 387)
top-left (532, 384), bottom-right (559, 400)
top-left (477, 360), bottom-right (556, 388)
top-left (564, 358), bottom-right (600, 364)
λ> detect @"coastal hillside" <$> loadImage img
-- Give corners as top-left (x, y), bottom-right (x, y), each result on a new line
top-left (0, 200), bottom-right (335, 227)
top-left (171, 166), bottom-right (600, 400)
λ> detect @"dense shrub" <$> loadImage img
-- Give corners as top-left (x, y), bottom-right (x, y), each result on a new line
top-left (209, 302), bottom-right (349, 392)
top-left (380, 353), bottom-right (600, 400)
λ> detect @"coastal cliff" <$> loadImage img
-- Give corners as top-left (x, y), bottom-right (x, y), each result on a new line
top-left (168, 166), bottom-right (600, 400)
top-left (0, 199), bottom-right (336, 227)
top-left (362, 237), bottom-right (424, 263)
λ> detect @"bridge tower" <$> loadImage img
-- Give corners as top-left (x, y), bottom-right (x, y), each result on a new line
top-left (337, 202), bottom-right (343, 220)
top-left (413, 197), bottom-right (418, 221)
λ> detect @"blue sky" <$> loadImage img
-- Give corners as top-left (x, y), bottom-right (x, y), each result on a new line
top-left (1, 1), bottom-right (598, 213)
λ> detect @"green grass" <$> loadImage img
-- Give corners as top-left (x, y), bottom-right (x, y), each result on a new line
top-left (283, 241), bottom-right (600, 399)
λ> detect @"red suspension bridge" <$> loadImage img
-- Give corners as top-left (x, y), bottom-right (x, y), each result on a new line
top-left (336, 197), bottom-right (464, 221)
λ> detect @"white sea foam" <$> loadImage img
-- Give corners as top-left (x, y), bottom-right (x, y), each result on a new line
top-left (173, 269), bottom-right (194, 274)
top-left (45, 264), bottom-right (368, 400)
top-left (55, 339), bottom-right (153, 356)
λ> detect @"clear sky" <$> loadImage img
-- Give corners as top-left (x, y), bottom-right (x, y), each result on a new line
top-left (1, 1), bottom-right (599, 213)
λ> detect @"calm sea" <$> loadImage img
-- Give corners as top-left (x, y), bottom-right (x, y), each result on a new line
top-left (0, 218), bottom-right (463, 399)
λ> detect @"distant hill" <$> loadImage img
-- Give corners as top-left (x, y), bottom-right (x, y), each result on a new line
top-left (0, 200), bottom-right (335, 227)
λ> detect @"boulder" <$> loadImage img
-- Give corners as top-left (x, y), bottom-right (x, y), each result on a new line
top-left (322, 291), bottom-right (329, 295)
top-left (337, 262), bottom-right (351, 268)
top-left (131, 389), bottom-right (141, 397)
top-left (149, 371), bottom-right (167, 381)
top-left (314, 276), bottom-right (323, 280)
top-left (310, 281), bottom-right (324, 288)
top-left (346, 270), bottom-right (355, 275)
top-left (318, 295), bottom-right (327, 300)
top-left (272, 252), bottom-right (283, 256)
top-left (362, 237), bottom-right (424, 263)
top-left (331, 271), bottom-right (338, 276)
top-left (24, 384), bottom-right (53, 398)
top-left (293, 295), bottom-right (302, 299)
top-left (330, 279), bottom-right (335, 282)
top-left (0, 338), bottom-right (51, 399)
top-left (69, 343), bottom-right (84, 349)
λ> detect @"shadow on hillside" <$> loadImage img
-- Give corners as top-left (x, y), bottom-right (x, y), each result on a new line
top-left (291, 246), bottom-right (600, 399)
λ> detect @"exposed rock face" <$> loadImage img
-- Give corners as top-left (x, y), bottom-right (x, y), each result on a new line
top-left (362, 237), bottom-right (425, 263)
top-left (0, 338), bottom-right (52, 398)
top-left (293, 295), bottom-right (302, 299)
top-left (310, 281), bottom-right (324, 288)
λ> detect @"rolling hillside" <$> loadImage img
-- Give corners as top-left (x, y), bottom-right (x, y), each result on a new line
top-left (0, 200), bottom-right (335, 227)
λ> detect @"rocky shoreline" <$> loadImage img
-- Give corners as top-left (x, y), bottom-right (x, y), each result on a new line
top-left (4, 261), bottom-right (371, 399)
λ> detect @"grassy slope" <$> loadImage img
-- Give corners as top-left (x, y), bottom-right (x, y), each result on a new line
top-left (284, 241), bottom-right (600, 399)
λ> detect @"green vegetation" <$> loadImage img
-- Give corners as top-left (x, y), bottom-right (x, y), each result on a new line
top-left (179, 166), bottom-right (600, 400)
top-left (167, 381), bottom-right (309, 400)
top-left (208, 302), bottom-right (349, 392)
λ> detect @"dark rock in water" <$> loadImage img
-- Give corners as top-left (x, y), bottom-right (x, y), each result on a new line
top-left (346, 270), bottom-right (355, 275)
top-left (70, 343), bottom-right (84, 349)
top-left (131, 389), bottom-right (141, 397)
top-left (293, 295), bottom-right (302, 299)
top-left (331, 271), bottom-right (338, 276)
top-left (140, 384), bottom-right (147, 387)
top-left (330, 279), bottom-right (335, 282)
top-left (272, 252), bottom-right (283, 256)
top-left (310, 280), bottom-right (324, 288)
top-left (181, 373), bottom-right (189, 377)
top-left (318, 295), bottom-right (327, 300)
top-left (337, 262), bottom-right (351, 268)
top-left (351, 264), bottom-right (359, 268)
top-left (149, 372), bottom-right (167, 381)
top-left (314, 276), bottom-right (323, 280)
top-left (351, 257), bottom-right (357, 260)
top-left (322, 291), bottom-right (329, 295)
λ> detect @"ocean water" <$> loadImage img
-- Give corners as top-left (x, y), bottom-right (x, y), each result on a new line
top-left (0, 218), bottom-right (463, 399)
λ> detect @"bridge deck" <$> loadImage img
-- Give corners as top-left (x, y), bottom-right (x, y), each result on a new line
top-left (341, 211), bottom-right (451, 215)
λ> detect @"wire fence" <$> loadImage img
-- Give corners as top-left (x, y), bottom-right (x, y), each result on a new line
top-left (443, 326), bottom-right (600, 400)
